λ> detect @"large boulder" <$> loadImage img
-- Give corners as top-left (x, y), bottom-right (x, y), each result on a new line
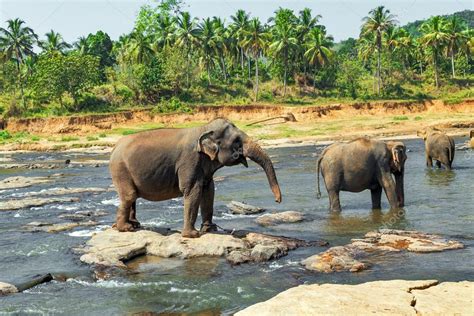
top-left (255, 211), bottom-right (304, 226)
top-left (303, 229), bottom-right (464, 273)
top-left (78, 228), bottom-right (322, 268)
top-left (236, 280), bottom-right (473, 316)
top-left (227, 201), bottom-right (264, 215)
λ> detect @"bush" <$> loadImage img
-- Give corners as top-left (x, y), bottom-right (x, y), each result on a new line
top-left (0, 130), bottom-right (12, 140)
top-left (393, 116), bottom-right (409, 121)
top-left (153, 97), bottom-right (192, 114)
top-left (75, 92), bottom-right (110, 112)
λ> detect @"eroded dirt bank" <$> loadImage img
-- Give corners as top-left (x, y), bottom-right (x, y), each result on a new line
top-left (4, 99), bottom-right (473, 135)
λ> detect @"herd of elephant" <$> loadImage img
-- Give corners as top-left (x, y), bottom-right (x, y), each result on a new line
top-left (109, 118), bottom-right (456, 238)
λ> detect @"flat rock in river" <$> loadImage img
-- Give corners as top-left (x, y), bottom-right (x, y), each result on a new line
top-left (227, 201), bottom-right (265, 215)
top-left (236, 280), bottom-right (473, 316)
top-left (79, 228), bottom-right (320, 267)
top-left (302, 229), bottom-right (464, 273)
top-left (0, 176), bottom-right (55, 190)
top-left (24, 220), bottom-right (98, 233)
top-left (255, 211), bottom-right (304, 226)
top-left (22, 187), bottom-right (107, 197)
top-left (0, 197), bottom-right (79, 211)
top-left (0, 282), bottom-right (18, 295)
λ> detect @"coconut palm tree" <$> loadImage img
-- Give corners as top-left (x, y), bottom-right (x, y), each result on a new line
top-left (230, 9), bottom-right (250, 72)
top-left (40, 30), bottom-right (71, 54)
top-left (270, 22), bottom-right (297, 96)
top-left (419, 16), bottom-right (448, 88)
top-left (155, 14), bottom-right (175, 49)
top-left (198, 18), bottom-right (217, 86)
top-left (241, 18), bottom-right (267, 102)
top-left (304, 27), bottom-right (333, 90)
top-left (444, 16), bottom-right (467, 78)
top-left (128, 30), bottom-right (154, 64)
top-left (75, 36), bottom-right (88, 55)
top-left (213, 17), bottom-right (229, 81)
top-left (174, 11), bottom-right (199, 88)
top-left (361, 6), bottom-right (397, 95)
top-left (0, 18), bottom-right (37, 104)
top-left (297, 8), bottom-right (321, 82)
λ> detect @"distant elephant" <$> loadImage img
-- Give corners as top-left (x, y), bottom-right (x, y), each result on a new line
top-left (109, 118), bottom-right (282, 238)
top-left (417, 128), bottom-right (455, 170)
top-left (316, 138), bottom-right (407, 212)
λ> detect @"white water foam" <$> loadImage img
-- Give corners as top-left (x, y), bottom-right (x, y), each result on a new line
top-left (101, 198), bottom-right (120, 206)
top-left (68, 225), bottom-right (109, 237)
top-left (68, 279), bottom-right (174, 288)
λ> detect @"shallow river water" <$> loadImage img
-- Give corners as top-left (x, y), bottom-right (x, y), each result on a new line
top-left (0, 138), bottom-right (473, 315)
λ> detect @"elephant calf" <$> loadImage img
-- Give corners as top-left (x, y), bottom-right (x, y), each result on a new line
top-left (417, 128), bottom-right (455, 170)
top-left (109, 118), bottom-right (281, 238)
top-left (316, 138), bottom-right (407, 212)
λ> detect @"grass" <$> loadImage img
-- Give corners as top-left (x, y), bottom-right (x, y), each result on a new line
top-left (393, 116), bottom-right (409, 121)
top-left (86, 136), bottom-right (99, 141)
top-left (60, 136), bottom-right (79, 142)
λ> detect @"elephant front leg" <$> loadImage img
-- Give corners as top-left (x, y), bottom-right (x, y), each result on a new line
top-left (200, 180), bottom-right (217, 233)
top-left (328, 190), bottom-right (341, 212)
top-left (129, 201), bottom-right (141, 228)
top-left (182, 183), bottom-right (202, 238)
top-left (379, 172), bottom-right (398, 210)
top-left (426, 154), bottom-right (433, 168)
top-left (371, 186), bottom-right (382, 209)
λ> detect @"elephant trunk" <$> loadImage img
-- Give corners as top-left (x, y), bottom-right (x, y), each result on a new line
top-left (243, 139), bottom-right (282, 203)
top-left (394, 172), bottom-right (404, 207)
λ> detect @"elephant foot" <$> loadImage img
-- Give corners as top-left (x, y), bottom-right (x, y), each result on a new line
top-left (129, 219), bottom-right (141, 229)
top-left (200, 223), bottom-right (218, 233)
top-left (182, 229), bottom-right (200, 238)
top-left (114, 221), bottom-right (135, 232)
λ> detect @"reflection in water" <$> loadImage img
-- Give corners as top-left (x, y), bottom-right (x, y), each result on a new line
top-left (326, 208), bottom-right (407, 234)
top-left (425, 169), bottom-right (456, 186)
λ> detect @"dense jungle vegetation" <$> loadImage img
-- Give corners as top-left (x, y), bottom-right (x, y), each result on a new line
top-left (0, 0), bottom-right (472, 118)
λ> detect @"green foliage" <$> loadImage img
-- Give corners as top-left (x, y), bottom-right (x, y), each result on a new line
top-left (153, 97), bottom-right (192, 113)
top-left (336, 58), bottom-right (366, 99)
top-left (60, 136), bottom-right (79, 142)
top-left (393, 115), bottom-right (409, 121)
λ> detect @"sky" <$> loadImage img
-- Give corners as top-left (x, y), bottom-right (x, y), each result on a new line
top-left (0, 0), bottom-right (472, 43)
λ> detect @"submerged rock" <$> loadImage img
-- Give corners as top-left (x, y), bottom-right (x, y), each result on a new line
top-left (0, 282), bottom-right (18, 295)
top-left (78, 228), bottom-right (322, 268)
top-left (227, 201), bottom-right (265, 215)
top-left (58, 210), bottom-right (108, 221)
top-left (302, 229), bottom-right (464, 273)
top-left (255, 211), bottom-right (304, 226)
top-left (22, 187), bottom-right (107, 197)
top-left (236, 280), bottom-right (473, 316)
top-left (0, 176), bottom-right (54, 190)
top-left (0, 197), bottom-right (79, 211)
top-left (24, 220), bottom-right (98, 233)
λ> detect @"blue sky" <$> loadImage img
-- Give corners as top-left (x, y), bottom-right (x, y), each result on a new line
top-left (0, 0), bottom-right (471, 43)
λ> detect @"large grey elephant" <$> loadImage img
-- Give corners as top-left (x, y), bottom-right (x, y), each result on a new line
top-left (109, 118), bottom-right (282, 238)
top-left (417, 128), bottom-right (455, 170)
top-left (316, 138), bottom-right (407, 212)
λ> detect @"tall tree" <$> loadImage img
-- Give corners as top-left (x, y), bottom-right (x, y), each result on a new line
top-left (270, 22), bottom-right (297, 96)
top-left (213, 17), bottom-right (229, 81)
top-left (174, 11), bottom-right (199, 88)
top-left (297, 8), bottom-right (321, 82)
top-left (230, 9), bottom-right (250, 72)
top-left (198, 18), bottom-right (217, 86)
top-left (445, 16), bottom-right (467, 78)
top-left (419, 16), bottom-right (448, 88)
top-left (40, 30), bottom-right (71, 54)
top-left (361, 6), bottom-right (397, 95)
top-left (304, 27), bottom-right (333, 90)
top-left (128, 30), bottom-right (154, 64)
top-left (242, 18), bottom-right (267, 102)
top-left (0, 18), bottom-right (37, 105)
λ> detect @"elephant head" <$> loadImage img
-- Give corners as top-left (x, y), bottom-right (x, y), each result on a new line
top-left (386, 141), bottom-right (407, 207)
top-left (198, 118), bottom-right (282, 203)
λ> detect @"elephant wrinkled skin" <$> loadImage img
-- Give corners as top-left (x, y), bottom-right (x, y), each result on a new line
top-left (109, 118), bottom-right (281, 238)
top-left (316, 138), bottom-right (407, 212)
top-left (417, 128), bottom-right (455, 170)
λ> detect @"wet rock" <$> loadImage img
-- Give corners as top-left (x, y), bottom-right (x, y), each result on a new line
top-left (255, 211), bottom-right (304, 226)
top-left (0, 176), bottom-right (54, 190)
top-left (22, 187), bottom-right (107, 197)
top-left (227, 201), bottom-right (264, 215)
top-left (412, 281), bottom-right (473, 315)
top-left (0, 157), bottom-right (12, 162)
top-left (24, 220), bottom-right (98, 233)
top-left (0, 282), bottom-right (18, 295)
top-left (79, 228), bottom-right (321, 268)
top-left (0, 197), bottom-right (79, 211)
top-left (0, 163), bottom-right (61, 170)
top-left (302, 229), bottom-right (464, 273)
top-left (236, 280), bottom-right (474, 316)
top-left (58, 210), bottom-right (108, 221)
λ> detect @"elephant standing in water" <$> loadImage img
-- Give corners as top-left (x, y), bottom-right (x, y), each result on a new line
top-left (316, 138), bottom-right (407, 212)
top-left (109, 118), bottom-right (282, 238)
top-left (417, 128), bottom-right (455, 170)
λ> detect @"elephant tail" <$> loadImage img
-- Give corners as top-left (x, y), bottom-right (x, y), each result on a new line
top-left (316, 153), bottom-right (324, 199)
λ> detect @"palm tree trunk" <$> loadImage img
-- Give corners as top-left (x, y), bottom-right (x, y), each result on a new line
top-left (254, 55), bottom-right (259, 102)
top-left (451, 52), bottom-right (455, 79)
top-left (433, 50), bottom-right (439, 89)
top-left (207, 63), bottom-right (211, 86)
top-left (283, 50), bottom-right (288, 97)
top-left (15, 57), bottom-right (25, 109)
top-left (221, 55), bottom-right (227, 81)
top-left (248, 54), bottom-right (251, 80)
top-left (240, 47), bottom-right (244, 71)
top-left (186, 49), bottom-right (190, 89)
top-left (313, 66), bottom-right (317, 92)
top-left (377, 46), bottom-right (381, 95)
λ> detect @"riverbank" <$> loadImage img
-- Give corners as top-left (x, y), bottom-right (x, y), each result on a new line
top-left (0, 99), bottom-right (473, 152)
top-left (236, 280), bottom-right (473, 315)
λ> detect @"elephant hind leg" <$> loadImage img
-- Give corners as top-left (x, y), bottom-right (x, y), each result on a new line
top-left (114, 171), bottom-right (138, 232)
top-left (435, 160), bottom-right (442, 168)
top-left (371, 186), bottom-right (382, 209)
top-left (129, 201), bottom-right (141, 228)
top-left (328, 190), bottom-right (341, 212)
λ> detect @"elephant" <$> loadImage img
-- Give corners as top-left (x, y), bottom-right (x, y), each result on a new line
top-left (417, 128), bottom-right (455, 170)
top-left (109, 118), bottom-right (282, 238)
top-left (316, 138), bottom-right (407, 212)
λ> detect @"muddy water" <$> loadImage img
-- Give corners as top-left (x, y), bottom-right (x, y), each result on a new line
top-left (0, 138), bottom-right (473, 315)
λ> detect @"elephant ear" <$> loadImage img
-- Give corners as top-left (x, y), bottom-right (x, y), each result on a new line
top-left (387, 142), bottom-right (406, 173)
top-left (198, 131), bottom-right (219, 161)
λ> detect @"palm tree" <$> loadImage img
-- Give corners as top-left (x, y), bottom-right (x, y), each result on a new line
top-left (174, 11), bottom-right (199, 88)
top-left (241, 18), bottom-right (267, 102)
top-left (40, 30), bottom-right (71, 54)
top-left (445, 16), bottom-right (467, 78)
top-left (75, 36), bottom-right (88, 55)
top-left (419, 16), bottom-right (448, 88)
top-left (213, 17), bottom-right (229, 81)
top-left (297, 8), bottom-right (321, 83)
top-left (198, 18), bottom-right (217, 86)
top-left (304, 27), bottom-right (333, 90)
top-left (230, 9), bottom-right (250, 72)
top-left (128, 30), bottom-right (154, 64)
top-left (155, 14), bottom-right (175, 49)
top-left (0, 18), bottom-right (37, 104)
top-left (361, 6), bottom-right (397, 95)
top-left (270, 22), bottom-right (297, 96)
